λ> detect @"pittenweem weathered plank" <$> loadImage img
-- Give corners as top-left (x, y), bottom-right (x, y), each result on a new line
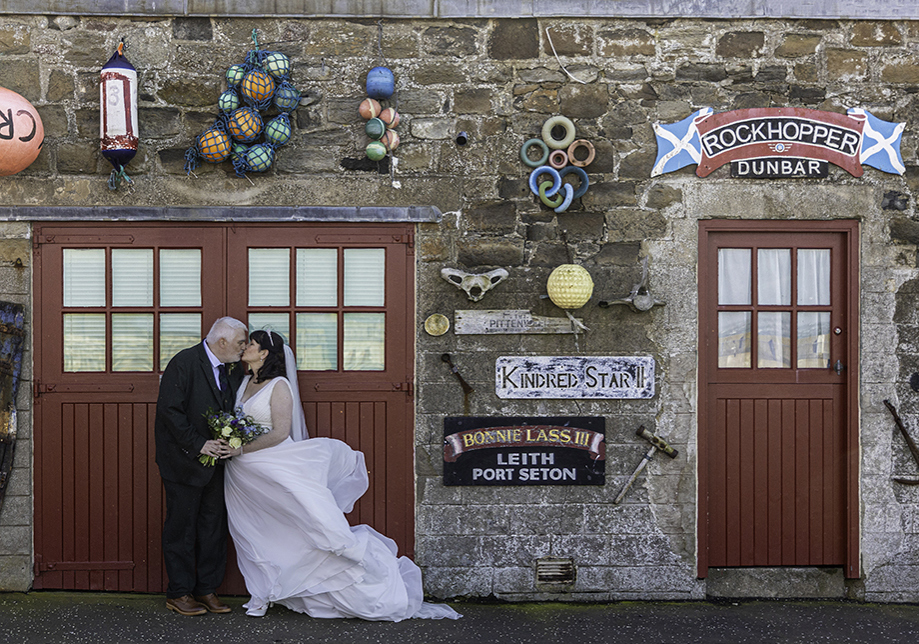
top-left (495, 355), bottom-right (655, 399)
top-left (455, 310), bottom-right (584, 334)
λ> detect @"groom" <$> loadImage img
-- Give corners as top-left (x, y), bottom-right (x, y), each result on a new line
top-left (154, 316), bottom-right (248, 616)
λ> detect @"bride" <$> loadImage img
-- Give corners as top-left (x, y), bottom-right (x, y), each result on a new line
top-left (222, 329), bottom-right (460, 621)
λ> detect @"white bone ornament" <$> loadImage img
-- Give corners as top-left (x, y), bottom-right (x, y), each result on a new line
top-left (441, 267), bottom-right (509, 302)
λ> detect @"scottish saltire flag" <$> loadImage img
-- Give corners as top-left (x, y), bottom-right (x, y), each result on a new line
top-left (651, 108), bottom-right (713, 177)
top-left (847, 108), bottom-right (905, 175)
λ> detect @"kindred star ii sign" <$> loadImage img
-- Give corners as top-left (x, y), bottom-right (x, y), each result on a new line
top-left (652, 107), bottom-right (905, 179)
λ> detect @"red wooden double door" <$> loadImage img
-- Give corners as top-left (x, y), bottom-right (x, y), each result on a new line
top-left (33, 222), bottom-right (416, 593)
top-left (698, 220), bottom-right (859, 578)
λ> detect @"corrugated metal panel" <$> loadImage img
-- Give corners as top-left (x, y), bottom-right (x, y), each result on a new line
top-left (0, 0), bottom-right (912, 18)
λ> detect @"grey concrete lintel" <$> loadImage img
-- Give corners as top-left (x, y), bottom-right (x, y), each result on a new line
top-left (0, 205), bottom-right (442, 223)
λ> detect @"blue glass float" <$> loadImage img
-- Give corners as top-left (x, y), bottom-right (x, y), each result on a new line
top-left (366, 66), bottom-right (395, 99)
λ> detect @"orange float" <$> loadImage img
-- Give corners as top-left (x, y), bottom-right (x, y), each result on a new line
top-left (0, 87), bottom-right (43, 176)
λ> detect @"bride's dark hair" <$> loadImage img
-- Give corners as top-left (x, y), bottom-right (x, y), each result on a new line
top-left (250, 330), bottom-right (286, 383)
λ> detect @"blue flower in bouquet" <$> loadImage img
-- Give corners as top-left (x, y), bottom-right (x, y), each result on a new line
top-left (199, 407), bottom-right (270, 466)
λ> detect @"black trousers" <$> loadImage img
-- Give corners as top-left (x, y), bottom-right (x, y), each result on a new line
top-left (161, 466), bottom-right (227, 599)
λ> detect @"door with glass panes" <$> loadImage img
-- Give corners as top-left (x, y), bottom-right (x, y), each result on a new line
top-left (33, 222), bottom-right (415, 593)
top-left (697, 220), bottom-right (859, 579)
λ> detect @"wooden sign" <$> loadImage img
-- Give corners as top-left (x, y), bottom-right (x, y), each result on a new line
top-left (455, 309), bottom-right (582, 334)
top-left (695, 108), bottom-right (864, 177)
top-left (495, 355), bottom-right (654, 399)
top-left (653, 107), bottom-right (905, 177)
top-left (443, 416), bottom-right (605, 486)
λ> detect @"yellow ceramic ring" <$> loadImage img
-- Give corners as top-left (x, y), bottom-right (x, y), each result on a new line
top-left (542, 115), bottom-right (576, 149)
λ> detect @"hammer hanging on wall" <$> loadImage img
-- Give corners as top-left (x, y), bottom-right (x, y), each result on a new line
top-left (442, 353), bottom-right (474, 414)
top-left (883, 399), bottom-right (919, 485)
top-left (614, 425), bottom-right (679, 504)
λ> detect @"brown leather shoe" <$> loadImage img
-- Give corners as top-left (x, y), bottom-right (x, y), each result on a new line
top-left (194, 593), bottom-right (232, 614)
top-left (166, 595), bottom-right (207, 616)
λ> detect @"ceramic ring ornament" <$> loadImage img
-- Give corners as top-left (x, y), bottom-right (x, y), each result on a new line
top-left (567, 139), bottom-right (595, 167)
top-left (529, 165), bottom-right (561, 197)
top-left (542, 115), bottom-right (576, 150)
top-left (520, 138), bottom-right (549, 167)
top-left (559, 165), bottom-right (589, 200)
top-left (539, 181), bottom-right (565, 208)
top-left (548, 149), bottom-right (568, 169)
top-left (554, 183), bottom-right (575, 213)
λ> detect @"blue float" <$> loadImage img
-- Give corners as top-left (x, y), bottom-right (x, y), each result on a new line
top-left (366, 66), bottom-right (395, 99)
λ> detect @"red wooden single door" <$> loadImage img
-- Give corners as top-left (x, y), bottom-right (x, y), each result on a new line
top-left (33, 222), bottom-right (415, 593)
top-left (697, 220), bottom-right (859, 579)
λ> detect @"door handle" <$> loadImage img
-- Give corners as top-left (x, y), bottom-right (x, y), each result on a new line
top-left (834, 359), bottom-right (845, 375)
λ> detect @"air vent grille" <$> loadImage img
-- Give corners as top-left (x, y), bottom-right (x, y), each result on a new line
top-left (535, 557), bottom-right (576, 585)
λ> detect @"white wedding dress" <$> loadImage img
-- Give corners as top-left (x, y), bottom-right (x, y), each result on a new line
top-left (225, 376), bottom-right (460, 621)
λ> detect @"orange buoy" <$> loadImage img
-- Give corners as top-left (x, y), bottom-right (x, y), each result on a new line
top-left (0, 87), bottom-right (43, 176)
top-left (359, 98), bottom-right (381, 120)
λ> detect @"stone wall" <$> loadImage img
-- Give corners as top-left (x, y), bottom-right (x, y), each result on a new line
top-left (0, 14), bottom-right (917, 600)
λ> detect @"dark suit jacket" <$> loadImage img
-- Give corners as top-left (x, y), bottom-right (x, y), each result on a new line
top-left (154, 341), bottom-right (244, 486)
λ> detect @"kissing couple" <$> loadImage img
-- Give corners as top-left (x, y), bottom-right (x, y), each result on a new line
top-left (155, 317), bottom-right (460, 621)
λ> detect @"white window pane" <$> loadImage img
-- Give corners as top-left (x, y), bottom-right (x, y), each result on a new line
top-left (343, 313), bottom-right (385, 371)
top-left (112, 249), bottom-right (152, 307)
top-left (296, 313), bottom-right (337, 370)
top-left (112, 314), bottom-right (153, 371)
top-left (718, 248), bottom-right (751, 305)
top-left (758, 312), bottom-right (791, 368)
top-left (344, 248), bottom-right (385, 307)
top-left (64, 313), bottom-right (106, 371)
top-left (249, 248), bottom-right (290, 306)
top-left (297, 248), bottom-right (338, 307)
top-left (63, 249), bottom-right (105, 307)
top-left (718, 311), bottom-right (750, 368)
top-left (160, 249), bottom-right (202, 307)
top-left (798, 311), bottom-right (831, 369)
top-left (160, 313), bottom-right (201, 370)
top-left (798, 249), bottom-right (831, 306)
top-left (248, 313), bottom-right (290, 345)
top-left (758, 248), bottom-right (791, 305)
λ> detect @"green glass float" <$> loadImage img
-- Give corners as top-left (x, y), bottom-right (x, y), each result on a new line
top-left (273, 82), bottom-right (301, 113)
top-left (264, 115), bottom-right (292, 147)
top-left (366, 140), bottom-right (387, 161)
top-left (242, 142), bottom-right (275, 172)
top-left (263, 51), bottom-right (290, 79)
top-left (217, 89), bottom-right (241, 113)
top-left (231, 141), bottom-right (248, 162)
top-left (226, 64), bottom-right (246, 87)
top-left (365, 117), bottom-right (386, 140)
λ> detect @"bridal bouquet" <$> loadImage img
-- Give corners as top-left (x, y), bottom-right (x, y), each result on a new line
top-left (199, 407), bottom-right (270, 466)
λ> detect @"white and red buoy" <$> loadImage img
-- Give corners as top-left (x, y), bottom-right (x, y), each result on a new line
top-left (100, 42), bottom-right (138, 188)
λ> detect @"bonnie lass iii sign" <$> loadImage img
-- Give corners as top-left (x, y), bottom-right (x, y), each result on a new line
top-left (495, 356), bottom-right (655, 399)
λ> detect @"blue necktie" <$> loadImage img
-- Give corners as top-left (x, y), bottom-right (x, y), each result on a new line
top-left (218, 364), bottom-right (231, 407)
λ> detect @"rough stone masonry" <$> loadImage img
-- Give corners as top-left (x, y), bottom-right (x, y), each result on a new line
top-left (0, 10), bottom-right (916, 602)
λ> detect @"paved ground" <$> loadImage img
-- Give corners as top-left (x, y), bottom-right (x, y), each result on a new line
top-left (1, 593), bottom-right (919, 644)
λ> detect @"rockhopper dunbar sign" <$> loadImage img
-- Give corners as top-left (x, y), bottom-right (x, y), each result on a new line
top-left (652, 107), bottom-right (905, 178)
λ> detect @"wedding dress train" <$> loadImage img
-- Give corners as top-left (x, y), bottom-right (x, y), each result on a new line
top-left (224, 376), bottom-right (460, 621)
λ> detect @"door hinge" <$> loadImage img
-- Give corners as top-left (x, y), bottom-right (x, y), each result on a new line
top-left (393, 381), bottom-right (414, 397)
top-left (394, 233), bottom-right (414, 253)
